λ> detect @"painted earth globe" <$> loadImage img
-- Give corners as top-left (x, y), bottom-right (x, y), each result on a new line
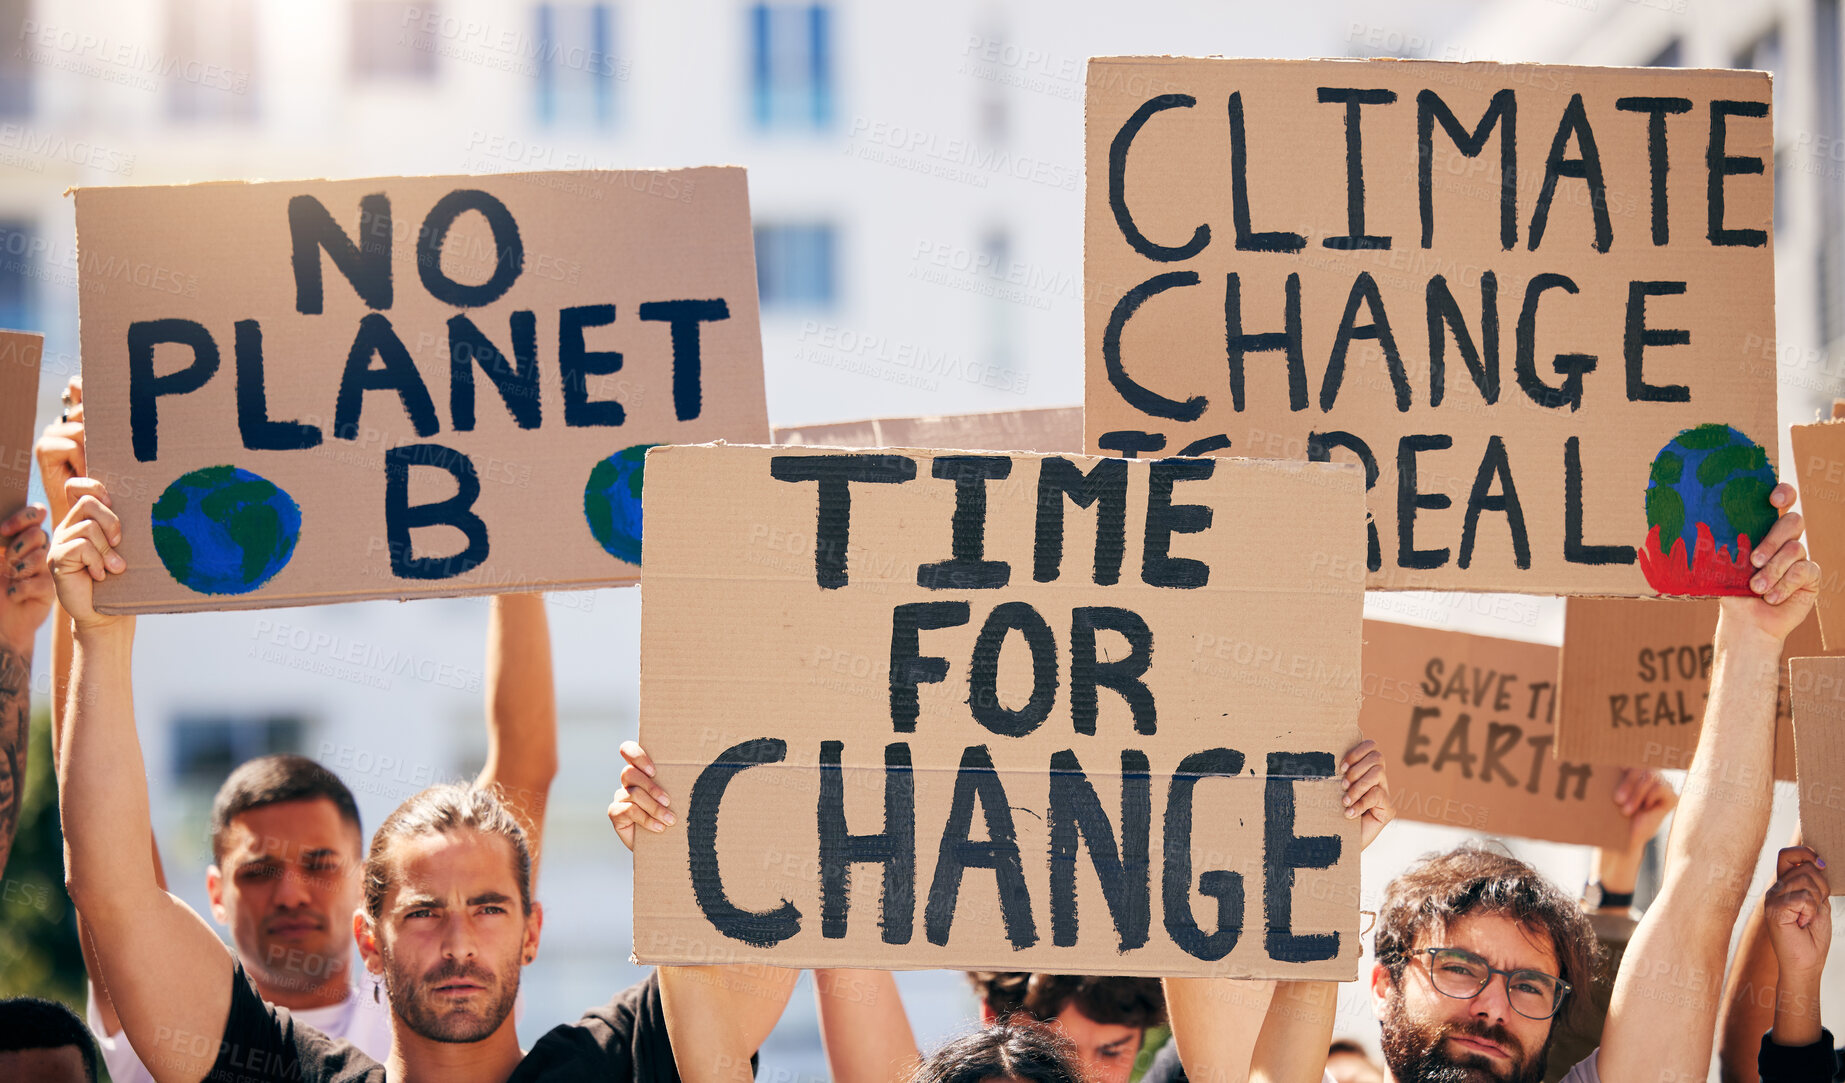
top-left (1641, 423), bottom-right (1776, 594)
top-left (584, 444), bottom-right (657, 565)
top-left (150, 465), bottom-right (302, 595)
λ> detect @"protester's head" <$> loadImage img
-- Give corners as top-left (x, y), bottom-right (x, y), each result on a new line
top-left (912, 1021), bottom-right (1084, 1083)
top-left (205, 754), bottom-right (365, 997)
top-left (358, 783), bottom-right (538, 1045)
top-left (1369, 845), bottom-right (1600, 1083)
top-left (1325, 1038), bottom-right (1385, 1083)
top-left (966, 973), bottom-right (1164, 1083)
top-left (0, 997), bottom-right (98, 1083)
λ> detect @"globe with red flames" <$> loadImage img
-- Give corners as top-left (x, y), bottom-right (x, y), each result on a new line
top-left (1640, 423), bottom-right (1777, 596)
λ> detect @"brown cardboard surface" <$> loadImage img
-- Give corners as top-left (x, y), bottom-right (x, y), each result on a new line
top-left (1086, 58), bottom-right (1777, 595)
top-left (774, 406), bottom-right (1084, 455)
top-left (1791, 420), bottom-right (1845, 648)
top-left (633, 444), bottom-right (1366, 976)
top-left (0, 330), bottom-right (43, 520)
top-left (1555, 598), bottom-right (1818, 780)
top-left (1360, 620), bottom-right (1626, 847)
top-left (1788, 655), bottom-right (1845, 889)
top-left (76, 169), bottom-right (767, 612)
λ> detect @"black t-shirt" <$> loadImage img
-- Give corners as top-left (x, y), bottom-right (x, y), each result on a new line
top-left (210, 962), bottom-right (688, 1083)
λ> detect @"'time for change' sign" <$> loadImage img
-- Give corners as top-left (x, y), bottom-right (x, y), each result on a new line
top-left (1085, 59), bottom-right (1777, 596)
top-left (77, 169), bottom-right (767, 613)
top-left (633, 444), bottom-right (1365, 977)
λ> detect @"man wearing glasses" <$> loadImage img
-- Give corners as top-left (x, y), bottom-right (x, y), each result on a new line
top-left (1371, 847), bottom-right (1593, 1083)
top-left (1367, 481), bottom-right (1820, 1083)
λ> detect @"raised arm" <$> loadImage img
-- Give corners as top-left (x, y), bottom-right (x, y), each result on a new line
top-left (475, 592), bottom-right (557, 876)
top-left (813, 968), bottom-right (920, 1083)
top-left (1172, 740), bottom-right (1394, 1083)
top-left (37, 381), bottom-right (170, 1042)
top-left (0, 500), bottom-right (51, 878)
top-left (609, 740), bottom-right (799, 1083)
top-left (1760, 846), bottom-right (1830, 1052)
top-left (52, 478), bottom-right (234, 1083)
top-left (1718, 827), bottom-right (1805, 1083)
top-left (1597, 483), bottom-right (1816, 1081)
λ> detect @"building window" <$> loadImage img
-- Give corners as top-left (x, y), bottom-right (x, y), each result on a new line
top-left (167, 0), bottom-right (258, 122)
top-left (352, 0), bottom-right (437, 82)
top-left (979, 228), bottom-right (1018, 378)
top-left (1735, 26), bottom-right (1788, 239)
top-left (0, 219), bottom-right (37, 332)
top-left (0, 0), bottom-right (32, 116)
top-left (536, 3), bottom-right (618, 127)
top-left (755, 222), bottom-right (836, 308)
top-left (1817, 0), bottom-right (1844, 346)
top-left (1645, 38), bottom-right (1682, 68)
top-left (172, 715), bottom-right (304, 787)
top-left (749, 3), bottom-right (832, 130)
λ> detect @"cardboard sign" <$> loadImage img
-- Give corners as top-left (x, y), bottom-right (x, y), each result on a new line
top-left (1361, 620), bottom-right (1626, 848)
top-left (1791, 420), bottom-right (1845, 649)
top-left (633, 444), bottom-right (1366, 976)
top-left (0, 331), bottom-right (42, 521)
top-left (1085, 58), bottom-right (1777, 595)
top-left (1556, 598), bottom-right (1818, 780)
top-left (1788, 655), bottom-right (1845, 891)
top-left (76, 169), bottom-right (767, 613)
top-left (774, 406), bottom-right (1083, 455)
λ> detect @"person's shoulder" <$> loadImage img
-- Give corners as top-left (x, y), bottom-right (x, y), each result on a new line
top-left (323, 984), bottom-right (393, 1064)
top-left (515, 973), bottom-right (676, 1083)
top-left (1554, 1047), bottom-right (1602, 1083)
top-left (216, 965), bottom-right (387, 1083)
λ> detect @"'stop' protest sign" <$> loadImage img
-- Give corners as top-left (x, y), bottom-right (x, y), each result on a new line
top-left (77, 169), bottom-right (767, 613)
top-left (1085, 59), bottom-right (1776, 596)
top-left (633, 444), bottom-right (1365, 977)
top-left (0, 330), bottom-right (43, 522)
top-left (1557, 597), bottom-right (1817, 780)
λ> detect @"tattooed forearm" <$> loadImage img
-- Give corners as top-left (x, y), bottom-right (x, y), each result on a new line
top-left (0, 643), bottom-right (28, 878)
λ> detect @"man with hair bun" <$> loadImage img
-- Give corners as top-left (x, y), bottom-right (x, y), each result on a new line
top-left (965, 973), bottom-right (1166, 1083)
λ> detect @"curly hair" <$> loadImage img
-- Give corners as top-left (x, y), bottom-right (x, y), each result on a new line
top-left (1372, 844), bottom-right (1602, 1035)
top-left (965, 973), bottom-right (1166, 1028)
top-left (912, 1022), bottom-right (1083, 1083)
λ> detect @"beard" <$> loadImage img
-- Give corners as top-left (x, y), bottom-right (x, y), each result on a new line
top-left (384, 951), bottom-right (521, 1044)
top-left (1379, 989), bottom-right (1548, 1083)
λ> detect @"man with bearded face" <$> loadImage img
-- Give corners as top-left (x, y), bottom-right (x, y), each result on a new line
top-left (1366, 482), bottom-right (1820, 1083)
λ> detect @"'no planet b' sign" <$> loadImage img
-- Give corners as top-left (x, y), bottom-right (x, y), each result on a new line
top-left (76, 168), bottom-right (768, 613)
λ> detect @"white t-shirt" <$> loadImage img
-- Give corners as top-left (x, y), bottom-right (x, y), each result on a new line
top-left (88, 978), bottom-right (393, 1083)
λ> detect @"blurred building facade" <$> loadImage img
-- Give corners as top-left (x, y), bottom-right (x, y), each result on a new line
top-left (7, 2), bottom-right (1834, 1080)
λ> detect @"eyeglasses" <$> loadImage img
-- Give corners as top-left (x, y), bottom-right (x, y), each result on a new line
top-left (1420, 947), bottom-right (1571, 1021)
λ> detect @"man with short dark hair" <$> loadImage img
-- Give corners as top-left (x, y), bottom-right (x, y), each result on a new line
top-left (0, 996), bottom-right (99, 1083)
top-left (1366, 482), bottom-right (1818, 1083)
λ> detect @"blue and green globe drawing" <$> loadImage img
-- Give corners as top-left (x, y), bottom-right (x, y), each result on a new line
top-left (1641, 423), bottom-right (1777, 594)
top-left (584, 444), bottom-right (658, 565)
top-left (150, 466), bottom-right (302, 595)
